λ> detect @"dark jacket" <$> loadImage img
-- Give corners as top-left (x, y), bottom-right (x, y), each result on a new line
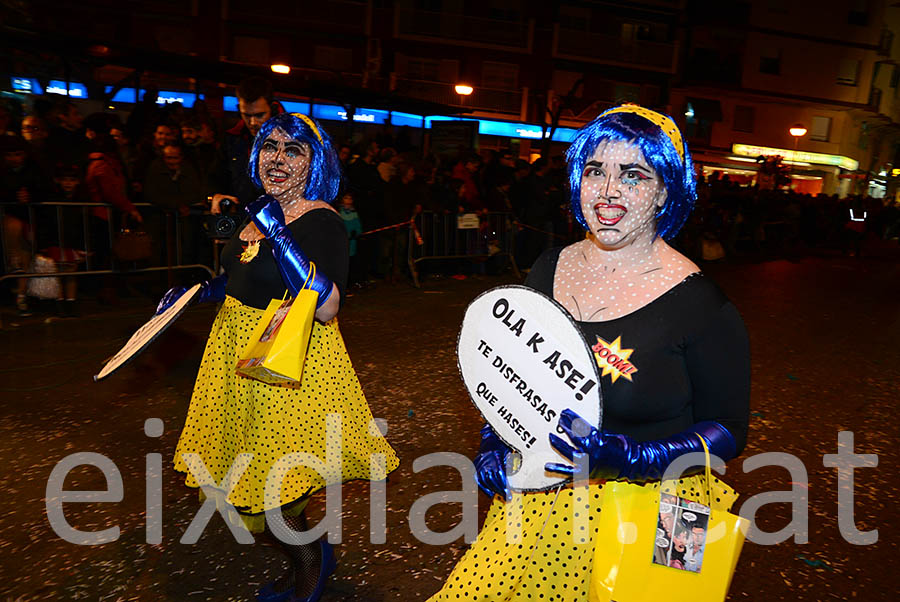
top-left (144, 159), bottom-right (203, 212)
top-left (210, 120), bottom-right (259, 206)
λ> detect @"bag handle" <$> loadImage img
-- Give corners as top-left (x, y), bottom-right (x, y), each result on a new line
top-left (696, 433), bottom-right (714, 507)
top-left (303, 262), bottom-right (316, 291)
top-left (281, 263), bottom-right (316, 302)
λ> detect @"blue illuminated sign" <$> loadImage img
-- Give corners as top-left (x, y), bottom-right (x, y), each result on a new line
top-left (427, 116), bottom-right (576, 142)
top-left (11, 77), bottom-right (42, 95)
top-left (391, 111), bottom-right (426, 127)
top-left (341, 109), bottom-right (388, 123)
top-left (105, 87), bottom-right (203, 107)
top-left (311, 104), bottom-right (389, 124)
top-left (157, 91), bottom-right (199, 106)
top-left (225, 96), bottom-right (313, 114)
top-left (226, 98), bottom-right (388, 125)
top-left (46, 80), bottom-right (88, 98)
top-left (220, 96), bottom-right (575, 143)
top-left (310, 104), bottom-right (339, 121)
top-left (280, 101), bottom-right (312, 114)
top-left (106, 87), bottom-right (142, 103)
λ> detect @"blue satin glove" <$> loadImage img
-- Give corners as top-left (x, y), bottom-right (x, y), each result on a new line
top-left (546, 409), bottom-right (737, 484)
top-left (245, 195), bottom-right (334, 307)
top-left (475, 424), bottom-right (512, 500)
top-left (155, 274), bottom-right (228, 315)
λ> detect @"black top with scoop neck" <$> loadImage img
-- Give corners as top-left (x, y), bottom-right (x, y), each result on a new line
top-left (221, 208), bottom-right (349, 310)
top-left (525, 247), bottom-right (750, 454)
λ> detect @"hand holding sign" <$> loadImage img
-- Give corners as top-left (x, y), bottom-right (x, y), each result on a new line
top-left (94, 284), bottom-right (201, 381)
top-left (457, 286), bottom-right (602, 491)
top-left (546, 408), bottom-right (630, 479)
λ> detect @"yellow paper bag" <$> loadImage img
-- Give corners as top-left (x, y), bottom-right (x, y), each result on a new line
top-left (236, 264), bottom-right (320, 384)
top-left (589, 437), bottom-right (749, 602)
top-left (236, 290), bottom-right (317, 384)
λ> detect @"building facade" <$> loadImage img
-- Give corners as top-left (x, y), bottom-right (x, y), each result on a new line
top-left (6, 0), bottom-right (899, 195)
top-left (671, 0), bottom-right (900, 196)
top-left (3, 0), bottom-right (686, 157)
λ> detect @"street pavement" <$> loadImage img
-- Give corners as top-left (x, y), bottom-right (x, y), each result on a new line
top-left (1, 253), bottom-right (898, 601)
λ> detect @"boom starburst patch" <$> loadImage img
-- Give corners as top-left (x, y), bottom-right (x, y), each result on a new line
top-left (592, 335), bottom-right (638, 383)
top-left (239, 240), bottom-right (260, 263)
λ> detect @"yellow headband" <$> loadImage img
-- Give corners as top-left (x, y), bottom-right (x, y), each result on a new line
top-left (290, 113), bottom-right (323, 144)
top-left (599, 104), bottom-right (685, 163)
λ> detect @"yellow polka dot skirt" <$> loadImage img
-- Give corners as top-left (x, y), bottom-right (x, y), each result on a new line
top-left (428, 475), bottom-right (736, 602)
top-left (174, 296), bottom-right (400, 529)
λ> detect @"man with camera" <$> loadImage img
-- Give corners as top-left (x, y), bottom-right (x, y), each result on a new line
top-left (208, 77), bottom-right (283, 216)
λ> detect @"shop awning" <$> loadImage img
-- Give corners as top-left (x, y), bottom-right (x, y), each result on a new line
top-left (732, 143), bottom-right (859, 170)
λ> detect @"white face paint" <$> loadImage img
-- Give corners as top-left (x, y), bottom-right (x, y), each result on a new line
top-left (552, 139), bottom-right (697, 322)
top-left (258, 127), bottom-right (311, 202)
top-left (579, 139), bottom-right (666, 251)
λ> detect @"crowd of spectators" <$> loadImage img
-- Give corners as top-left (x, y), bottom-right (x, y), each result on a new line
top-left (683, 174), bottom-right (900, 261)
top-left (2, 83), bottom-right (900, 318)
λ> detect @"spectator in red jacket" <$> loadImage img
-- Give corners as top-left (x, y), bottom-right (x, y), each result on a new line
top-left (451, 152), bottom-right (483, 211)
top-left (86, 134), bottom-right (142, 272)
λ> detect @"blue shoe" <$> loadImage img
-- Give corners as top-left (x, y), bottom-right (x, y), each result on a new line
top-left (256, 580), bottom-right (294, 602)
top-left (293, 540), bottom-right (337, 602)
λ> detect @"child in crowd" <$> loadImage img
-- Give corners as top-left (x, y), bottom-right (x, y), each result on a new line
top-left (339, 191), bottom-right (363, 288)
top-left (44, 164), bottom-right (89, 316)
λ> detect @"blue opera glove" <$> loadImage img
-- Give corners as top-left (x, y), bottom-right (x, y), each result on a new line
top-left (245, 195), bottom-right (334, 307)
top-left (546, 409), bottom-right (737, 484)
top-left (155, 274), bottom-right (228, 315)
top-left (475, 424), bottom-right (512, 500)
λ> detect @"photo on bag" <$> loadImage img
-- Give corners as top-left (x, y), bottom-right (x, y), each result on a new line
top-left (260, 297), bottom-right (295, 342)
top-left (651, 493), bottom-right (710, 573)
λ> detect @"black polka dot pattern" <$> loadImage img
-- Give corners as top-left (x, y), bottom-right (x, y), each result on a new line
top-left (174, 296), bottom-right (400, 523)
top-left (428, 476), bottom-right (737, 601)
top-left (600, 104), bottom-right (685, 163)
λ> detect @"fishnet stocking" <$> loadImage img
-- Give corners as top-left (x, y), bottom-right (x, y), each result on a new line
top-left (262, 511), bottom-right (322, 598)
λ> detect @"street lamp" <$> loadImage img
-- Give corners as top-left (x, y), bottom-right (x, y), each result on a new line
top-left (788, 123), bottom-right (807, 188)
top-left (271, 64), bottom-right (291, 75)
top-left (454, 84), bottom-right (473, 108)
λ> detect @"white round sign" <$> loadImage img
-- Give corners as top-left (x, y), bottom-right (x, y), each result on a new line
top-left (457, 285), bottom-right (603, 491)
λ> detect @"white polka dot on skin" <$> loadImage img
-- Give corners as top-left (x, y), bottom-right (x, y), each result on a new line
top-left (553, 139), bottom-right (698, 321)
top-left (241, 126), bottom-right (332, 243)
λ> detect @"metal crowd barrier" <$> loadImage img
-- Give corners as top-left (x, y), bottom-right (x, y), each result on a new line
top-left (0, 201), bottom-right (215, 287)
top-left (408, 211), bottom-right (520, 287)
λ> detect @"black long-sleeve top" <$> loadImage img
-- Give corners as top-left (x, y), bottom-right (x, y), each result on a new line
top-left (221, 208), bottom-right (349, 310)
top-left (525, 247), bottom-right (750, 455)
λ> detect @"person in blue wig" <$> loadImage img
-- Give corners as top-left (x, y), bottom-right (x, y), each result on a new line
top-left (156, 112), bottom-right (399, 602)
top-left (429, 105), bottom-right (750, 601)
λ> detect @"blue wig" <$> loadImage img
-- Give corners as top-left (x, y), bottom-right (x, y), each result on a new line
top-left (248, 113), bottom-right (341, 203)
top-left (566, 108), bottom-right (696, 240)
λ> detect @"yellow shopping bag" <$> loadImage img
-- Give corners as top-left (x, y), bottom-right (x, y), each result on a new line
top-left (235, 265), bottom-right (319, 384)
top-left (589, 437), bottom-right (749, 602)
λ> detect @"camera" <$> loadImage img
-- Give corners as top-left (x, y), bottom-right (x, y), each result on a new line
top-left (209, 213), bottom-right (238, 239)
top-left (206, 198), bottom-right (239, 240)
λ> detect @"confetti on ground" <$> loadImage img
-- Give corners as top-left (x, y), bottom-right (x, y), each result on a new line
top-left (1, 257), bottom-right (897, 600)
top-left (796, 555), bottom-right (833, 571)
